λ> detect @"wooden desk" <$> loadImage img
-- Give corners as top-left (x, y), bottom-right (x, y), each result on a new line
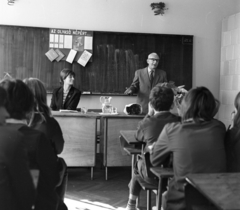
top-left (185, 173), bottom-right (240, 210)
top-left (150, 167), bottom-right (174, 210)
top-left (101, 114), bottom-right (144, 180)
top-left (119, 130), bottom-right (144, 177)
top-left (52, 111), bottom-right (100, 180)
top-left (120, 130), bottom-right (138, 144)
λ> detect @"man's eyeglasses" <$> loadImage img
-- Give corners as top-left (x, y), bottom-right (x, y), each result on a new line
top-left (148, 58), bottom-right (159, 62)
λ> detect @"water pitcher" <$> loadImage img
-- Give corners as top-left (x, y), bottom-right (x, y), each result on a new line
top-left (100, 96), bottom-right (112, 113)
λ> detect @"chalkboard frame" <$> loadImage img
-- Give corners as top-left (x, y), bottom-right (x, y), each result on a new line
top-left (0, 25), bottom-right (193, 94)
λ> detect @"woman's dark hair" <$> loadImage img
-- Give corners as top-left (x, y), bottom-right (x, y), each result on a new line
top-left (180, 86), bottom-right (217, 122)
top-left (0, 79), bottom-right (34, 120)
top-left (24, 77), bottom-right (51, 117)
top-left (59, 68), bottom-right (75, 85)
top-left (233, 92), bottom-right (240, 127)
top-left (149, 86), bottom-right (174, 111)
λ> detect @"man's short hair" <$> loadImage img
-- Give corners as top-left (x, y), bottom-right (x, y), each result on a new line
top-left (0, 79), bottom-right (34, 120)
top-left (149, 85), bottom-right (174, 111)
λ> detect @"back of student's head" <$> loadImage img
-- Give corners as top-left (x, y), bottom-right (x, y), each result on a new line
top-left (24, 77), bottom-right (51, 117)
top-left (149, 85), bottom-right (174, 111)
top-left (233, 92), bottom-right (240, 127)
top-left (59, 68), bottom-right (75, 85)
top-left (0, 79), bottom-right (34, 120)
top-left (180, 86), bottom-right (217, 122)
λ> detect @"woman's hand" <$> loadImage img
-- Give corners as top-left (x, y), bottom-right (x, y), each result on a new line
top-left (148, 142), bottom-right (155, 154)
top-left (148, 102), bottom-right (154, 116)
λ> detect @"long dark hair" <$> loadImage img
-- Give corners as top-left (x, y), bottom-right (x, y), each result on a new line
top-left (180, 86), bottom-right (218, 123)
top-left (24, 78), bottom-right (52, 117)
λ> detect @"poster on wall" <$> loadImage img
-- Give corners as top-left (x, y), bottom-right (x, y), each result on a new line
top-left (49, 28), bottom-right (93, 62)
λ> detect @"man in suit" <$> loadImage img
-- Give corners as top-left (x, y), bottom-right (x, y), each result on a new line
top-left (124, 53), bottom-right (167, 114)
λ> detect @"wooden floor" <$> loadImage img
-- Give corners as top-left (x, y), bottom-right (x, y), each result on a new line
top-left (64, 155), bottom-right (153, 210)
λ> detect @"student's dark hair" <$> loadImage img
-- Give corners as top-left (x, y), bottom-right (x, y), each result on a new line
top-left (149, 85), bottom-right (174, 111)
top-left (59, 68), bottom-right (75, 85)
top-left (233, 92), bottom-right (240, 127)
top-left (0, 79), bottom-right (34, 120)
top-left (0, 86), bottom-right (7, 107)
top-left (24, 78), bottom-right (52, 117)
top-left (180, 86), bottom-right (217, 122)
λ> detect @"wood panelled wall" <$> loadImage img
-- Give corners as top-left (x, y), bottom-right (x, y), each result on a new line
top-left (0, 25), bottom-right (193, 93)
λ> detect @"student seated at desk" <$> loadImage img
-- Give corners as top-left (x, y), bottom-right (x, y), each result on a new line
top-left (50, 68), bottom-right (81, 111)
top-left (1, 79), bottom-right (61, 210)
top-left (225, 91), bottom-right (240, 172)
top-left (150, 86), bottom-right (226, 210)
top-left (24, 77), bottom-right (68, 209)
top-left (126, 85), bottom-right (180, 210)
top-left (135, 85), bottom-right (181, 153)
top-left (0, 86), bottom-right (35, 210)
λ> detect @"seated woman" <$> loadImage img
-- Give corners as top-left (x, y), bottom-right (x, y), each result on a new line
top-left (126, 86), bottom-right (180, 210)
top-left (0, 86), bottom-right (35, 210)
top-left (225, 92), bottom-right (240, 172)
top-left (0, 79), bottom-right (61, 210)
top-left (50, 68), bottom-right (81, 111)
top-left (24, 77), bottom-right (64, 154)
top-left (150, 86), bottom-right (227, 210)
top-left (24, 77), bottom-right (68, 204)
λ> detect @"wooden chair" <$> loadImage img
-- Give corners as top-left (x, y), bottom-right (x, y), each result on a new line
top-left (137, 152), bottom-right (173, 210)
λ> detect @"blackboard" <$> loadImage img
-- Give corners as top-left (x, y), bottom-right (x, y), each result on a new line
top-left (0, 25), bottom-right (193, 93)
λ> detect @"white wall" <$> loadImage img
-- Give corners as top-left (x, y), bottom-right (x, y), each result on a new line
top-left (1, 0), bottom-right (240, 110)
top-left (219, 12), bottom-right (240, 127)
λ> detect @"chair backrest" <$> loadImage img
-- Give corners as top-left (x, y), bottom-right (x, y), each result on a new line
top-left (144, 152), bottom-right (156, 178)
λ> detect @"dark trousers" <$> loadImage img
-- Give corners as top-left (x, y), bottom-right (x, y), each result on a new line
top-left (128, 158), bottom-right (158, 196)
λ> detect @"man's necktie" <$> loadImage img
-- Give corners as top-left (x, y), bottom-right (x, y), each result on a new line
top-left (149, 70), bottom-right (154, 87)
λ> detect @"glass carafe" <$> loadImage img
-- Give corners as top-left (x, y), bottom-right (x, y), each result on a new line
top-left (100, 96), bottom-right (112, 113)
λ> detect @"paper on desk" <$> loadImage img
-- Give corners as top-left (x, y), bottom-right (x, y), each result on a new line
top-left (77, 50), bottom-right (92, 67)
top-left (60, 109), bottom-right (78, 113)
top-left (66, 49), bottom-right (77, 63)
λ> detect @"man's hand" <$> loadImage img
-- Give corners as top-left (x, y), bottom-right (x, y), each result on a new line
top-left (124, 88), bottom-right (133, 95)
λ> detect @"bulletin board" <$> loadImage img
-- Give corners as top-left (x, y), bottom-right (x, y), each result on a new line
top-left (48, 28), bottom-right (93, 62)
top-left (0, 24), bottom-right (193, 94)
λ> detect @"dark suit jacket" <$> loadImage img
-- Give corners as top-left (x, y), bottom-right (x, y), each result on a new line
top-left (129, 67), bottom-right (167, 114)
top-left (7, 123), bottom-right (60, 210)
top-left (136, 112), bottom-right (180, 152)
top-left (50, 86), bottom-right (81, 111)
top-left (135, 112), bottom-right (180, 181)
top-left (0, 126), bottom-right (35, 210)
top-left (150, 119), bottom-right (226, 210)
